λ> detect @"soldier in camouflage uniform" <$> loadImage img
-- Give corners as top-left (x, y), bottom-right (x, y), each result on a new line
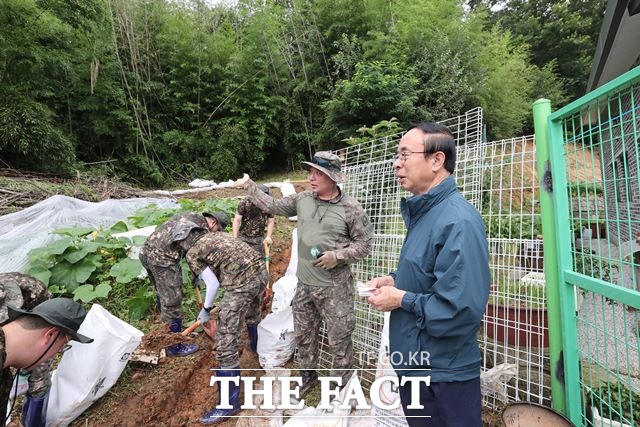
top-left (186, 230), bottom-right (267, 425)
top-left (236, 151), bottom-right (373, 398)
top-left (1, 273), bottom-right (92, 426)
top-left (232, 184), bottom-right (275, 256)
top-left (139, 211), bottom-right (224, 332)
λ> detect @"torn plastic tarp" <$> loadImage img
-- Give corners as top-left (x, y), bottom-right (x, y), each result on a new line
top-left (0, 195), bottom-right (177, 273)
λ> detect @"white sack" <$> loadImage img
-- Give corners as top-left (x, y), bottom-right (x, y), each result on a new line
top-left (46, 304), bottom-right (143, 426)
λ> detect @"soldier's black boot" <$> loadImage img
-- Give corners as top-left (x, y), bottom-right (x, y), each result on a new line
top-left (200, 366), bottom-right (242, 425)
top-left (298, 370), bottom-right (318, 398)
top-left (246, 324), bottom-right (258, 353)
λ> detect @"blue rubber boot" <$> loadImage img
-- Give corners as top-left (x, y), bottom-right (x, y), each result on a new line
top-left (165, 342), bottom-right (200, 357)
top-left (246, 324), bottom-right (258, 353)
top-left (156, 293), bottom-right (161, 312)
top-left (200, 366), bottom-right (242, 425)
top-left (21, 393), bottom-right (49, 427)
top-left (169, 318), bottom-right (182, 333)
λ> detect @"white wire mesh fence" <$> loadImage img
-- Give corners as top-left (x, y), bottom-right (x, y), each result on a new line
top-left (310, 108), bottom-right (553, 420)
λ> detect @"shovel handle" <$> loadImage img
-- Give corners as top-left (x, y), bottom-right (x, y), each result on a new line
top-left (263, 242), bottom-right (271, 273)
top-left (195, 286), bottom-right (204, 308)
top-left (181, 320), bottom-right (202, 336)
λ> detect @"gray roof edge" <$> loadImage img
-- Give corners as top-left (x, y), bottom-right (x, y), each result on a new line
top-left (586, 0), bottom-right (629, 92)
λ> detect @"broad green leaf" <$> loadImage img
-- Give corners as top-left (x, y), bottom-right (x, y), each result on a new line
top-left (28, 246), bottom-right (54, 263)
top-left (52, 227), bottom-right (94, 238)
top-left (50, 255), bottom-right (102, 290)
top-left (127, 288), bottom-right (155, 321)
top-left (110, 221), bottom-right (129, 233)
top-left (63, 241), bottom-right (99, 264)
top-left (26, 265), bottom-right (52, 285)
top-left (45, 237), bottom-right (74, 255)
top-left (116, 236), bottom-right (132, 245)
top-left (73, 285), bottom-right (97, 303)
top-left (94, 283), bottom-right (112, 298)
top-left (109, 257), bottom-right (142, 283)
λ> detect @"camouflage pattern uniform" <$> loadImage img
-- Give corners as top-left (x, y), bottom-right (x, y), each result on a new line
top-left (236, 198), bottom-right (274, 255)
top-left (245, 179), bottom-right (373, 383)
top-left (0, 273), bottom-right (52, 422)
top-left (139, 212), bottom-right (209, 323)
top-left (186, 232), bottom-right (268, 368)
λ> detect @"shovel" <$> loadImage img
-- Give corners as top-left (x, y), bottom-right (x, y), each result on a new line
top-left (262, 241), bottom-right (273, 310)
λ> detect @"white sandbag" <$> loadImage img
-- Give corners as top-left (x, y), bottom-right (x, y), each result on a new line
top-left (270, 275), bottom-right (298, 314)
top-left (257, 306), bottom-right (295, 369)
top-left (46, 304), bottom-right (143, 426)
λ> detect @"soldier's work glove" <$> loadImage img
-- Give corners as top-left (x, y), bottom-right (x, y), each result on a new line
top-left (198, 307), bottom-right (211, 324)
top-left (193, 274), bottom-right (204, 289)
top-left (312, 251), bottom-right (338, 270)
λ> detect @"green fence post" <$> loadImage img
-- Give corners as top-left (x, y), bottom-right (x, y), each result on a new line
top-left (532, 98), bottom-right (567, 415)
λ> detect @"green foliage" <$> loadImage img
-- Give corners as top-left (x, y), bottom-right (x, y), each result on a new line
top-left (483, 211), bottom-right (542, 240)
top-left (574, 248), bottom-right (619, 284)
top-left (26, 226), bottom-right (145, 317)
top-left (127, 198), bottom-right (239, 229)
top-left (593, 381), bottom-right (640, 425)
top-left (0, 96), bottom-right (76, 175)
top-left (318, 61), bottom-right (417, 148)
top-left (489, 279), bottom-right (546, 308)
top-left (1, 0), bottom-right (592, 179)
top-left (486, 0), bottom-right (604, 101)
top-left (343, 118), bottom-right (402, 146)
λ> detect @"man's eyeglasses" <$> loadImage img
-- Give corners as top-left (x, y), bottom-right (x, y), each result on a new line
top-left (392, 151), bottom-right (431, 163)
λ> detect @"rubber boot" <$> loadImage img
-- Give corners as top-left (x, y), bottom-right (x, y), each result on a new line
top-left (246, 324), bottom-right (258, 353)
top-left (298, 370), bottom-right (318, 399)
top-left (21, 393), bottom-right (49, 427)
top-left (155, 293), bottom-right (161, 312)
top-left (169, 318), bottom-right (182, 333)
top-left (200, 366), bottom-right (242, 425)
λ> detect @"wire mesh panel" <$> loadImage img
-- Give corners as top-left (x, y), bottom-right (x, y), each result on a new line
top-left (478, 136), bottom-right (550, 409)
top-left (547, 66), bottom-right (640, 426)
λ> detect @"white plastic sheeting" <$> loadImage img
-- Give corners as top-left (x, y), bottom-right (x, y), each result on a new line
top-left (0, 195), bottom-right (177, 273)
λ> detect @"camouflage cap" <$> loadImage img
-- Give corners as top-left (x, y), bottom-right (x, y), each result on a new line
top-left (8, 297), bottom-right (93, 343)
top-left (0, 273), bottom-right (51, 324)
top-left (301, 151), bottom-right (346, 183)
top-left (204, 211), bottom-right (228, 230)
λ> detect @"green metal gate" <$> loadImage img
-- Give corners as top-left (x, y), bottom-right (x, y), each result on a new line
top-left (534, 65), bottom-right (640, 426)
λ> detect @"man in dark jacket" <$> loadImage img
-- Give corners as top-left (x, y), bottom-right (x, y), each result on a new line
top-left (367, 123), bottom-right (490, 426)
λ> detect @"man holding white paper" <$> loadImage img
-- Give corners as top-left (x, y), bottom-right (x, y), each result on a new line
top-left (367, 123), bottom-right (490, 426)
